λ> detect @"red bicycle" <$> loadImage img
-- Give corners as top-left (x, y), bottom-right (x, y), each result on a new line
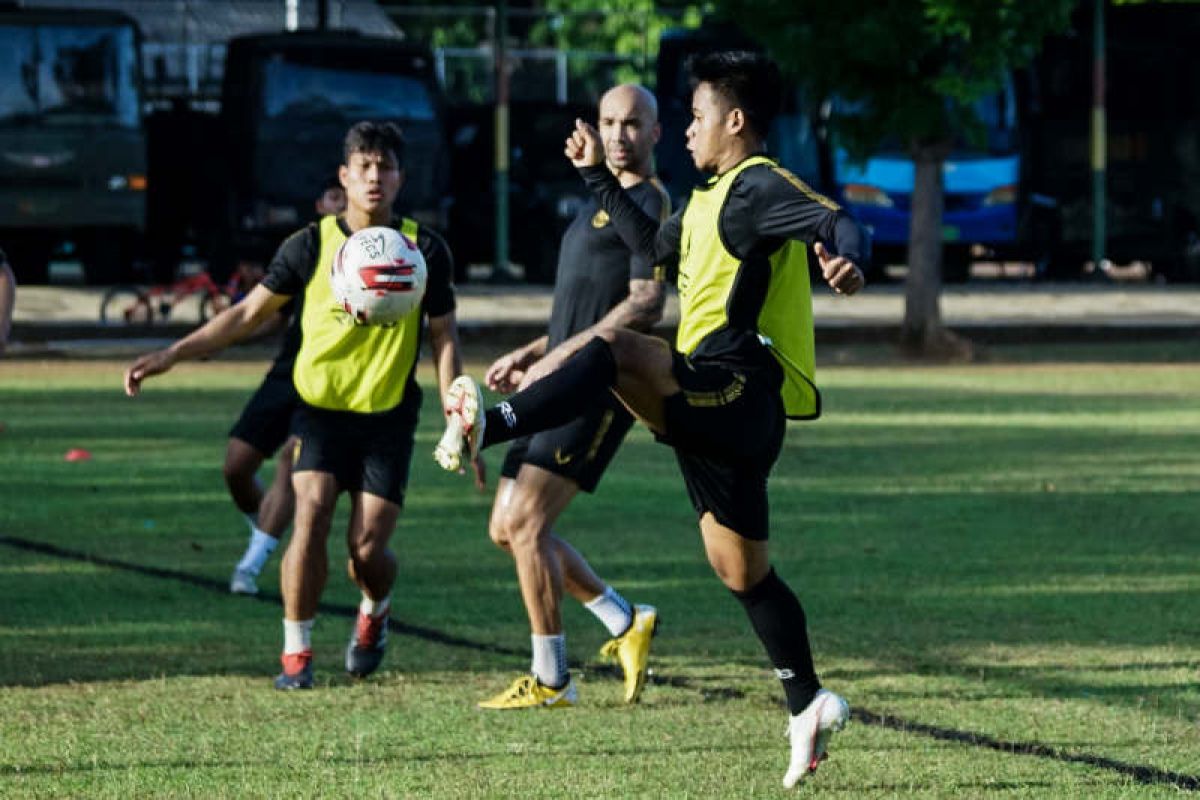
top-left (99, 266), bottom-right (236, 326)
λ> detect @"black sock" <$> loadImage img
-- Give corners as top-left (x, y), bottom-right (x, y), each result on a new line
top-left (732, 568), bottom-right (821, 715)
top-left (481, 336), bottom-right (617, 449)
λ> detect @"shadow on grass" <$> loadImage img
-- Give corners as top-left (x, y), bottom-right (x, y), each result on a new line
top-left (3, 364), bottom-right (1199, 789)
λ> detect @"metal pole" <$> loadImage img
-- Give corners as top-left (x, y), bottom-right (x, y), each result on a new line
top-left (1091, 0), bottom-right (1106, 272)
top-left (493, 0), bottom-right (510, 279)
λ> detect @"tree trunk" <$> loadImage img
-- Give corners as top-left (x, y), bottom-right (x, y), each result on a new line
top-left (901, 142), bottom-right (975, 360)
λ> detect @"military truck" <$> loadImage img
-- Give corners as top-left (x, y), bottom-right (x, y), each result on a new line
top-left (214, 31), bottom-right (448, 268)
top-left (0, 6), bottom-right (146, 283)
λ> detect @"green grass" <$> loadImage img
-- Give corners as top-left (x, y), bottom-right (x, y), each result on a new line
top-left (1, 345), bottom-right (1198, 797)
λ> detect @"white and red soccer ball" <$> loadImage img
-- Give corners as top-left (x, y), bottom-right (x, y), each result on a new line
top-left (331, 226), bottom-right (427, 325)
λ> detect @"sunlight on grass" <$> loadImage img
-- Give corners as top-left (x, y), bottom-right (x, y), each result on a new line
top-left (2, 348), bottom-right (1198, 797)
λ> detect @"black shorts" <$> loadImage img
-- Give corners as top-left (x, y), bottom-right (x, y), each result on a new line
top-left (500, 393), bottom-right (634, 493)
top-left (659, 351), bottom-right (786, 540)
top-left (229, 368), bottom-right (300, 457)
top-left (290, 390), bottom-right (421, 506)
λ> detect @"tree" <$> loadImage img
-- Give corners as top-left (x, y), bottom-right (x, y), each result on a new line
top-left (713, 0), bottom-right (1075, 357)
top-left (526, 0), bottom-right (702, 87)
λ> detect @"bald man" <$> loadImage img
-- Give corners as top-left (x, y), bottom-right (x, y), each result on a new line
top-left (476, 85), bottom-right (670, 709)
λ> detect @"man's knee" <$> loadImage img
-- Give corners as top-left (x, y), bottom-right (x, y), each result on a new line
top-left (223, 447), bottom-right (258, 488)
top-left (705, 548), bottom-right (769, 593)
top-left (348, 534), bottom-right (388, 566)
top-left (503, 499), bottom-right (550, 554)
top-left (487, 512), bottom-right (512, 551)
top-left (293, 484), bottom-right (337, 531)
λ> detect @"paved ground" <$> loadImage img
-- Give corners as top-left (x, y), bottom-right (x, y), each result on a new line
top-left (8, 281), bottom-right (1200, 357)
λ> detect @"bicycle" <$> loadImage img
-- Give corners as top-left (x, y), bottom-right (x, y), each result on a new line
top-left (99, 264), bottom-right (236, 326)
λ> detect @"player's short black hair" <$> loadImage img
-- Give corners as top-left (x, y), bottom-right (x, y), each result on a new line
top-left (343, 121), bottom-right (406, 167)
top-left (688, 50), bottom-right (782, 139)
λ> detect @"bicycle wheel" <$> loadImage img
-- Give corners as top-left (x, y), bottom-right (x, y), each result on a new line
top-left (100, 285), bottom-right (154, 326)
top-left (198, 290), bottom-right (233, 322)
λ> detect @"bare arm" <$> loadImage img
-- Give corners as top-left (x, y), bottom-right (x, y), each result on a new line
top-left (519, 276), bottom-right (665, 389)
top-left (124, 284), bottom-right (290, 396)
top-left (0, 260), bottom-right (15, 356)
top-left (428, 311), bottom-right (486, 488)
top-left (484, 334), bottom-right (549, 394)
top-left (427, 311), bottom-right (465, 406)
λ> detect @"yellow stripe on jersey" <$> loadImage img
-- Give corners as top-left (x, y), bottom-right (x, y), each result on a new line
top-left (292, 216), bottom-right (423, 413)
top-left (771, 166), bottom-right (840, 211)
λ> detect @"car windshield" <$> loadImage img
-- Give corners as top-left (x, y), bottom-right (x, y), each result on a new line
top-left (0, 23), bottom-right (139, 128)
top-left (261, 57), bottom-right (436, 123)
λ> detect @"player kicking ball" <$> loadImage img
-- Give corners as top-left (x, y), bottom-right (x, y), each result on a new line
top-left (436, 52), bottom-right (864, 786)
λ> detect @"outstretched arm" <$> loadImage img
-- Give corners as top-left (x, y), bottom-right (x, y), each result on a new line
top-left (124, 284), bottom-right (289, 396)
top-left (732, 166), bottom-right (869, 296)
top-left (485, 335), bottom-right (548, 394)
top-left (520, 276), bottom-right (664, 389)
top-left (566, 120), bottom-right (683, 270)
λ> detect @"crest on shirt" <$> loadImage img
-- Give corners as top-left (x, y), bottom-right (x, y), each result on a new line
top-left (591, 209), bottom-right (610, 228)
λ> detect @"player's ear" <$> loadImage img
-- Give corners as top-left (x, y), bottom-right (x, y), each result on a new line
top-left (726, 107), bottom-right (746, 135)
top-left (652, 121), bottom-right (662, 145)
top-left (338, 164), bottom-right (348, 187)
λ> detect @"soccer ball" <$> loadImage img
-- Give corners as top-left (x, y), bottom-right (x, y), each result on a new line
top-left (331, 226), bottom-right (427, 325)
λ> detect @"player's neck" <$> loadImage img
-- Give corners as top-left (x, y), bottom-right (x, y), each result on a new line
top-left (714, 138), bottom-right (764, 176)
top-left (343, 206), bottom-right (392, 232)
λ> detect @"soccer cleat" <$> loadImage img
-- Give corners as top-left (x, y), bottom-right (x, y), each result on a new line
top-left (782, 689), bottom-right (850, 789)
top-left (345, 609), bottom-right (389, 678)
top-left (598, 604), bottom-right (658, 703)
top-left (477, 674), bottom-right (578, 710)
top-left (273, 650), bottom-right (313, 690)
top-left (434, 375), bottom-right (484, 472)
top-left (229, 567), bottom-right (258, 596)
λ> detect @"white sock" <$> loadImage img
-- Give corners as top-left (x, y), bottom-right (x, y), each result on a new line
top-left (585, 585), bottom-right (634, 637)
top-left (235, 528), bottom-right (278, 576)
top-left (359, 594), bottom-right (391, 617)
top-left (531, 633), bottom-right (568, 689)
top-left (283, 618), bottom-right (314, 654)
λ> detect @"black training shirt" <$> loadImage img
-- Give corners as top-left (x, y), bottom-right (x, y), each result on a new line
top-left (546, 180), bottom-right (667, 349)
top-left (580, 159), bottom-right (868, 275)
top-left (580, 159), bottom-right (869, 368)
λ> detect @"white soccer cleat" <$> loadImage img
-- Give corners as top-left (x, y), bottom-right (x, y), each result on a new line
top-left (782, 689), bottom-right (849, 789)
top-left (434, 375), bottom-right (484, 472)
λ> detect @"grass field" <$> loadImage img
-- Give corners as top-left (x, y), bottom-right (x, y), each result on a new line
top-left (1, 342), bottom-right (1198, 797)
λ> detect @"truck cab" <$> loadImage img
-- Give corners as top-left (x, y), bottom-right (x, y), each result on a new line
top-left (0, 7), bottom-right (146, 283)
top-left (218, 31), bottom-right (448, 265)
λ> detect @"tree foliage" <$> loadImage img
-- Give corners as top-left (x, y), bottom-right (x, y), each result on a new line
top-left (527, 0), bottom-right (703, 86)
top-left (713, 0), bottom-right (1076, 158)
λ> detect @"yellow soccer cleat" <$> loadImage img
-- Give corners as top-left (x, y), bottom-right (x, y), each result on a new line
top-left (598, 604), bottom-right (658, 703)
top-left (477, 674), bottom-right (578, 710)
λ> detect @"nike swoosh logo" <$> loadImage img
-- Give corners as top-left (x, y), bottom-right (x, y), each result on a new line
top-left (554, 448), bottom-right (573, 465)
